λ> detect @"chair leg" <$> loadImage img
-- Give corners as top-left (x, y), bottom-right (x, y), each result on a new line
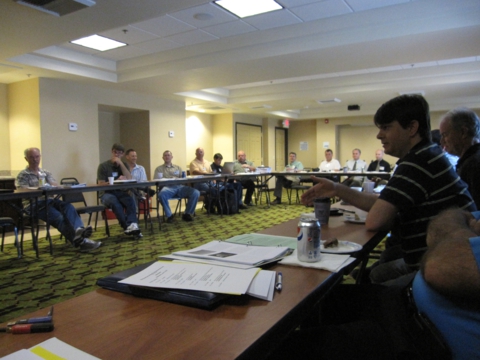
top-left (1, 226), bottom-right (5, 252)
top-left (101, 210), bottom-right (110, 237)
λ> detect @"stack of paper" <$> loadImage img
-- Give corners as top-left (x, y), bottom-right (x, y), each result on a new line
top-left (119, 261), bottom-right (276, 301)
top-left (172, 240), bottom-right (291, 267)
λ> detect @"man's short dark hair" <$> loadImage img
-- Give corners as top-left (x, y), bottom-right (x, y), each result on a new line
top-left (431, 129), bottom-right (441, 145)
top-left (213, 153), bottom-right (223, 160)
top-left (289, 151), bottom-right (297, 156)
top-left (353, 148), bottom-right (361, 154)
top-left (111, 143), bottom-right (125, 152)
top-left (443, 107), bottom-right (480, 140)
top-left (325, 149), bottom-right (333, 154)
top-left (374, 94), bottom-right (431, 141)
top-left (125, 148), bottom-right (135, 155)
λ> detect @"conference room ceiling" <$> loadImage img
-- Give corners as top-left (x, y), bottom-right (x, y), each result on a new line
top-left (1, 0), bottom-right (480, 120)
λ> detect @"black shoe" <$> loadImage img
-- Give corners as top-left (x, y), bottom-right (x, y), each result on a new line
top-left (245, 202), bottom-right (255, 206)
top-left (238, 204), bottom-right (248, 210)
top-left (166, 215), bottom-right (175, 223)
top-left (271, 198), bottom-right (282, 205)
top-left (182, 213), bottom-right (194, 222)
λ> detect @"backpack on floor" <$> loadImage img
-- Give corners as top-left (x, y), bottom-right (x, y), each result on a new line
top-left (216, 188), bottom-right (238, 215)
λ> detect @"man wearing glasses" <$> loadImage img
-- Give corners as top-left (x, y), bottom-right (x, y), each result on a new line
top-left (97, 143), bottom-right (142, 237)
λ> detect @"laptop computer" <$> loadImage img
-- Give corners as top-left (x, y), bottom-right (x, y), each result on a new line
top-left (222, 162), bottom-right (235, 175)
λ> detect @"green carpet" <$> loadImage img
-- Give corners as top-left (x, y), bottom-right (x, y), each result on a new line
top-left (0, 194), bottom-right (312, 323)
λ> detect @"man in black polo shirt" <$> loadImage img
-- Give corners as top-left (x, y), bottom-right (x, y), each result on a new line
top-left (302, 95), bottom-right (476, 285)
top-left (97, 143), bottom-right (142, 237)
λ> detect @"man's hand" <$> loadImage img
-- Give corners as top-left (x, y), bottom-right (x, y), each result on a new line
top-left (111, 154), bottom-right (123, 166)
top-left (301, 176), bottom-right (336, 206)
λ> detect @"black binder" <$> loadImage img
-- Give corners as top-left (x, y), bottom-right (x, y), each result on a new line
top-left (96, 261), bottom-right (230, 310)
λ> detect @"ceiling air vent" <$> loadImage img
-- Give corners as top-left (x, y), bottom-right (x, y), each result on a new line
top-left (316, 98), bottom-right (341, 104)
top-left (15, 0), bottom-right (95, 16)
top-left (250, 105), bottom-right (272, 110)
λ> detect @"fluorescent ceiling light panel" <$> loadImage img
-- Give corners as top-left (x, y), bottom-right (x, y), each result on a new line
top-left (70, 35), bottom-right (126, 51)
top-left (214, 0), bottom-right (282, 18)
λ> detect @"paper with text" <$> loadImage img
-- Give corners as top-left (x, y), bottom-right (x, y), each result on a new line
top-left (119, 261), bottom-right (260, 295)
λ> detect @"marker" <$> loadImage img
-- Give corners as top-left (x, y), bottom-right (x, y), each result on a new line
top-left (275, 272), bottom-right (283, 291)
top-left (7, 306), bottom-right (54, 326)
top-left (1, 323), bottom-right (54, 334)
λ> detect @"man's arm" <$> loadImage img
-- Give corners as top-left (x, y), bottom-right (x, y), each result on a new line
top-left (97, 162), bottom-right (108, 184)
top-left (422, 208), bottom-right (480, 300)
top-left (301, 176), bottom-right (396, 231)
top-left (44, 170), bottom-right (58, 186)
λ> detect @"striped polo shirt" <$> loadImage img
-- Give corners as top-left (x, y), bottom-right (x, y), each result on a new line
top-left (379, 139), bottom-right (476, 267)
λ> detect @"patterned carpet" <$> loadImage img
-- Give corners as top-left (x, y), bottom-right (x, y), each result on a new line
top-left (0, 193), bottom-right (314, 324)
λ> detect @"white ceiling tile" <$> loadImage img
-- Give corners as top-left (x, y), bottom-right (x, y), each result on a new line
top-left (131, 15), bottom-right (195, 38)
top-left (93, 44), bottom-right (158, 61)
top-left (165, 29), bottom-right (218, 46)
top-left (202, 20), bottom-right (256, 38)
top-left (277, 0), bottom-right (322, 7)
top-left (344, 0), bottom-right (410, 12)
top-left (242, 9), bottom-right (302, 30)
top-left (134, 38), bottom-right (184, 53)
top-left (99, 25), bottom-right (159, 45)
top-left (169, 3), bottom-right (237, 28)
top-left (289, 0), bottom-right (352, 22)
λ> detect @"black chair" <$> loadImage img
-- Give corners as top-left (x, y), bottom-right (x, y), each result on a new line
top-left (286, 181), bottom-right (311, 204)
top-left (0, 217), bottom-right (20, 258)
top-left (136, 186), bottom-right (157, 232)
top-left (60, 178), bottom-right (110, 237)
top-left (253, 177), bottom-right (271, 205)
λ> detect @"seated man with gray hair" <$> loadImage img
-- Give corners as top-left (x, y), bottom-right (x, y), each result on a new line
top-left (17, 147), bottom-right (101, 252)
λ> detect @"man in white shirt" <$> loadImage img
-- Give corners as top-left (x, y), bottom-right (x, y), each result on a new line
top-left (319, 149), bottom-right (341, 171)
top-left (343, 148), bottom-right (366, 187)
top-left (125, 148), bottom-right (154, 203)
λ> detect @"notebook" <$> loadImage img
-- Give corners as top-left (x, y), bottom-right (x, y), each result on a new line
top-left (96, 261), bottom-right (230, 310)
top-left (222, 162), bottom-right (235, 175)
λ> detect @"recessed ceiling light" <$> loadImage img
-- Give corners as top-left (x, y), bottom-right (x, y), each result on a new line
top-left (214, 0), bottom-right (282, 18)
top-left (70, 34), bottom-right (126, 51)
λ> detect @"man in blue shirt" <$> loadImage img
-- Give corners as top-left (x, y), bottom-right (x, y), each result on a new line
top-left (271, 151), bottom-right (304, 205)
top-left (267, 207), bottom-right (480, 360)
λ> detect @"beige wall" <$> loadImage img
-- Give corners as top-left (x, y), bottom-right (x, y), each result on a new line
top-left (0, 84), bottom-right (9, 171)
top-left (288, 119), bottom-right (318, 168)
top-left (98, 111), bottom-right (121, 163)
top-left (121, 111), bottom-right (151, 178)
top-left (8, 78), bottom-right (41, 172)
top-left (186, 111), bottom-right (213, 167)
top-left (212, 113), bottom-right (234, 161)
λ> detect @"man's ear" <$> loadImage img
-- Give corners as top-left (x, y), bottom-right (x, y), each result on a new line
top-left (408, 120), bottom-right (420, 137)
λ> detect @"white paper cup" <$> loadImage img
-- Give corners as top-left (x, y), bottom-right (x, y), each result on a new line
top-left (362, 181), bottom-right (375, 193)
top-left (108, 177), bottom-right (114, 185)
top-left (156, 172), bottom-right (163, 179)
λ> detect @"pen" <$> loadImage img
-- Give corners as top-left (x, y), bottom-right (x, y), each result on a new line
top-left (7, 306), bottom-right (54, 326)
top-left (1, 323), bottom-right (54, 334)
top-left (275, 272), bottom-right (283, 291)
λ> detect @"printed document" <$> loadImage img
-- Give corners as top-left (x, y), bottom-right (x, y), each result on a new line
top-left (119, 261), bottom-right (260, 295)
top-left (172, 240), bottom-right (290, 266)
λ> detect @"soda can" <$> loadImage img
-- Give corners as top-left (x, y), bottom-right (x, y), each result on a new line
top-left (297, 218), bottom-right (321, 262)
top-left (182, 171), bottom-right (186, 178)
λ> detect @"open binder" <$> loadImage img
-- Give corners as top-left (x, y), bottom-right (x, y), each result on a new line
top-left (96, 261), bottom-right (230, 310)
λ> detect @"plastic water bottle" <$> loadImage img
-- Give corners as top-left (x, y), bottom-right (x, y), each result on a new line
top-left (38, 172), bottom-right (46, 187)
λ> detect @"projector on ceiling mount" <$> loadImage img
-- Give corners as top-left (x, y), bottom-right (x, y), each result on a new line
top-left (348, 105), bottom-right (360, 111)
top-left (15, 0), bottom-right (95, 16)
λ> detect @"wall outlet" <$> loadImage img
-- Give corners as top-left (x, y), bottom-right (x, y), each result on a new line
top-left (69, 123), bottom-right (78, 131)
top-left (169, 131), bottom-right (174, 138)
